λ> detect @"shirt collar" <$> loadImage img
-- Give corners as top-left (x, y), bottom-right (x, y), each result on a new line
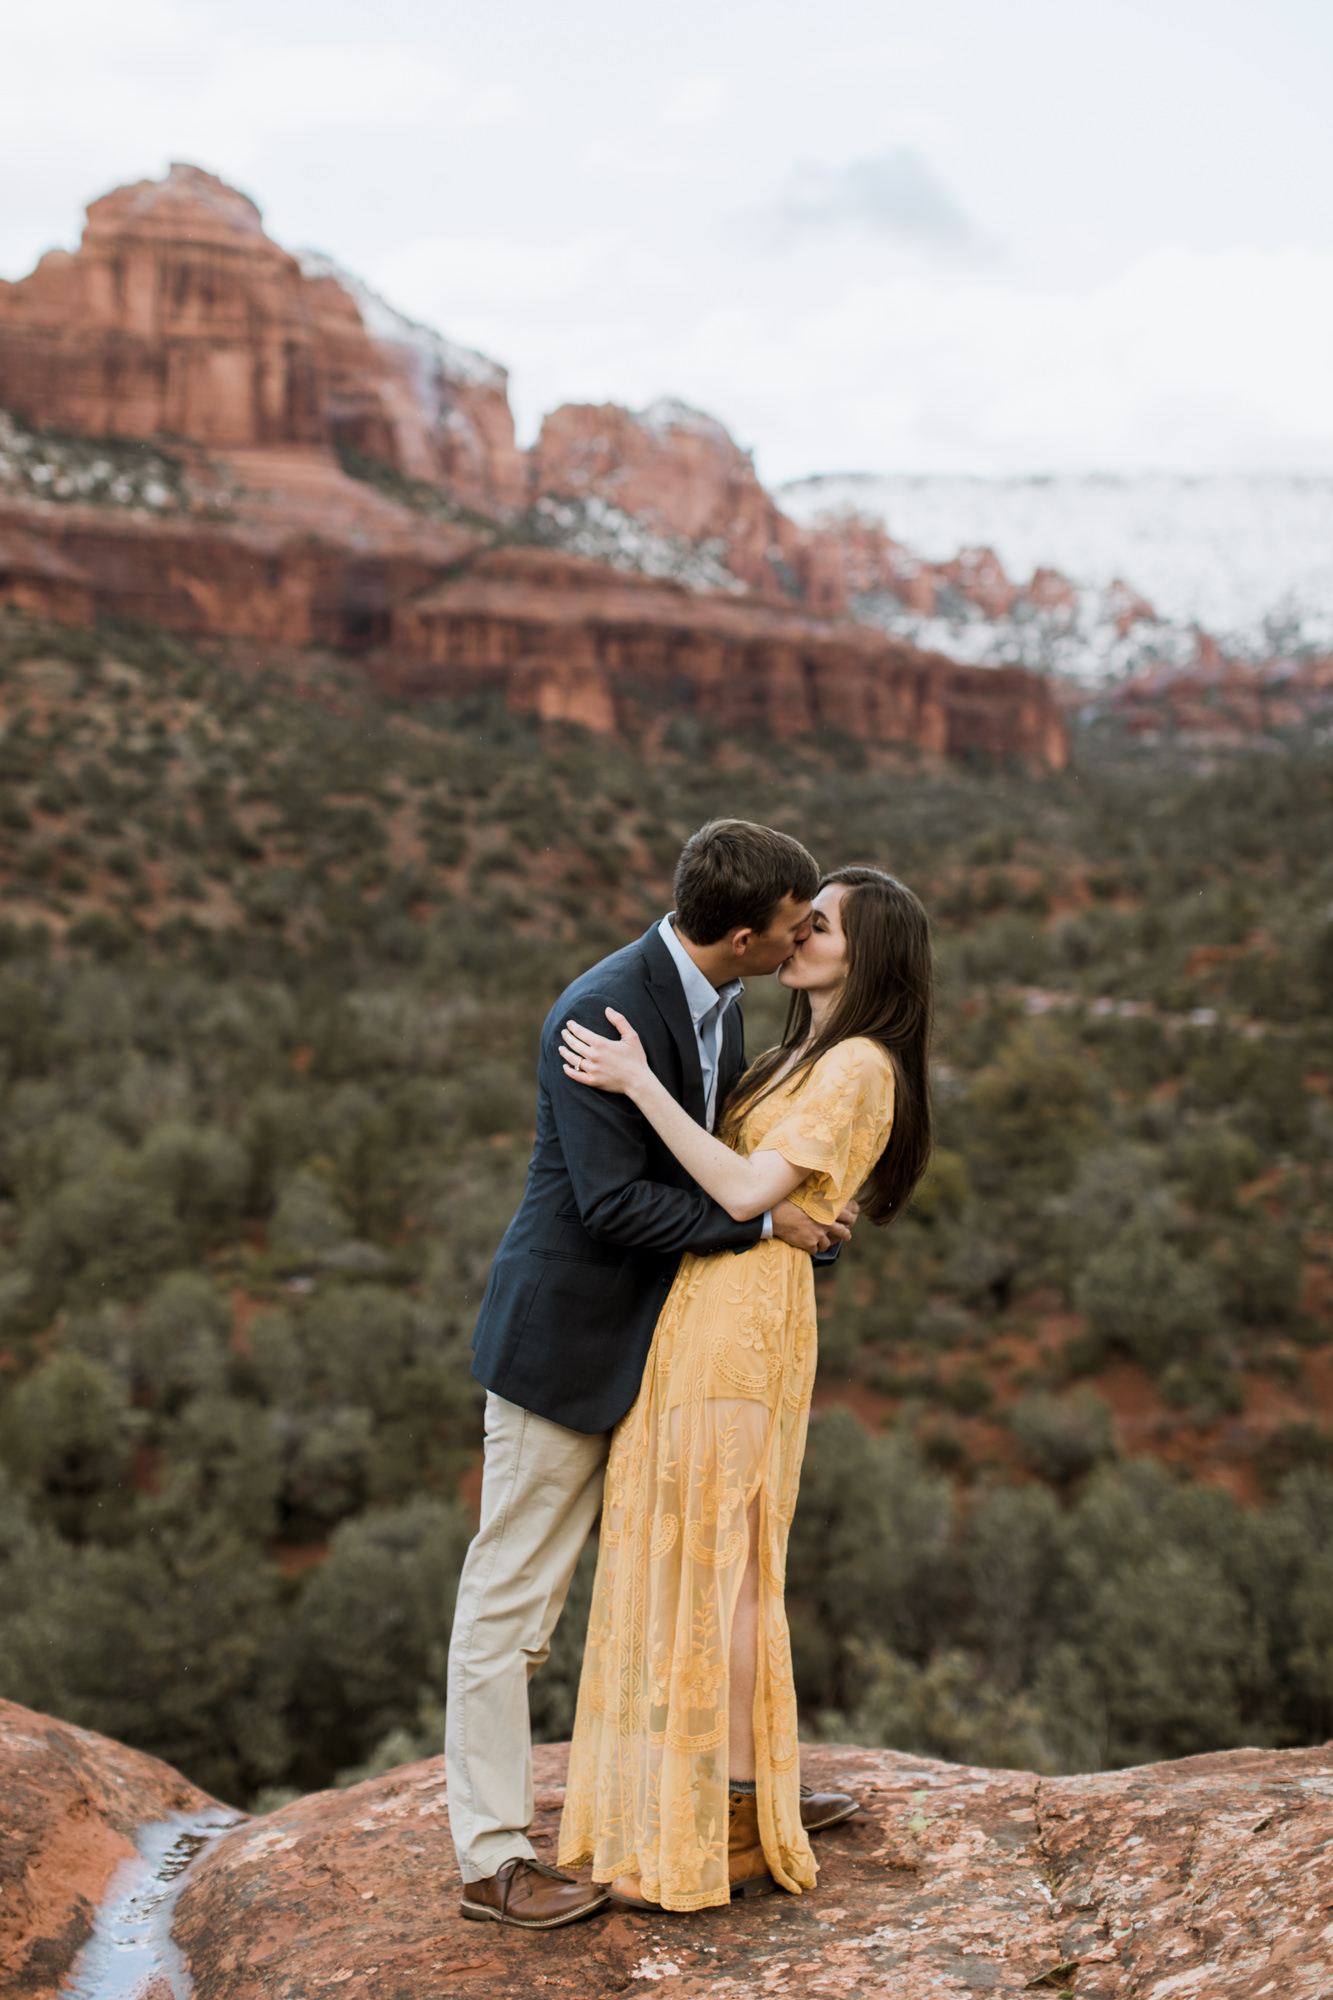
top-left (658, 914), bottom-right (743, 1023)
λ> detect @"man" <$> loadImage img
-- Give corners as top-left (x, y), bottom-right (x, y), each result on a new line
top-left (447, 819), bottom-right (858, 1930)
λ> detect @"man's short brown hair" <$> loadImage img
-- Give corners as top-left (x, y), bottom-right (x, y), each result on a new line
top-left (673, 819), bottom-right (819, 944)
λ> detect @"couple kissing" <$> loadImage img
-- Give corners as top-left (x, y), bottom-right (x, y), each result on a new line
top-left (445, 818), bottom-right (933, 1925)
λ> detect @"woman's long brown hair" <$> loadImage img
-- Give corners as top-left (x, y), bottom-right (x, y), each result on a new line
top-left (721, 867), bottom-right (934, 1224)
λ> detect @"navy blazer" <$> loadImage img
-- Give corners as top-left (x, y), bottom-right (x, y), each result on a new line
top-left (470, 922), bottom-right (763, 1432)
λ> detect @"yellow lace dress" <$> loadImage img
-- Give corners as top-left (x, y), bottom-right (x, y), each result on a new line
top-left (557, 1036), bottom-right (896, 1911)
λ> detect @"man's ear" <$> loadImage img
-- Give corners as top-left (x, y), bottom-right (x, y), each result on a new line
top-left (729, 926), bottom-right (755, 959)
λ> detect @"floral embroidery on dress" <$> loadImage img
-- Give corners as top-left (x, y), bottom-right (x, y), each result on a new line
top-left (558, 1037), bottom-right (896, 1911)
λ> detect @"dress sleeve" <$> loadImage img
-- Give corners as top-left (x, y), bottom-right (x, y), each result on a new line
top-left (757, 1039), bottom-right (897, 1225)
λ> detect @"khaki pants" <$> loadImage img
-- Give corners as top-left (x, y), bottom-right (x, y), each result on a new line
top-left (445, 1390), bottom-right (610, 1882)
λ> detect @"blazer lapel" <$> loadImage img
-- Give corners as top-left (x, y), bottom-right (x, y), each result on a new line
top-left (640, 924), bottom-right (708, 1127)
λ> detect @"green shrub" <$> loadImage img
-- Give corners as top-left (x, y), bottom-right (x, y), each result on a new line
top-left (269, 1172), bottom-right (351, 1265)
top-left (960, 1033), bottom-right (1103, 1195)
top-left (833, 1639), bottom-right (1056, 1771)
top-left (1047, 1464), bottom-right (1258, 1765)
top-left (0, 1515), bottom-right (288, 1802)
top-left (1226, 1229), bottom-right (1305, 1326)
top-left (139, 1121), bottom-right (248, 1251)
top-left (939, 1364), bottom-right (994, 1416)
top-left (22, 1173), bottom-right (185, 1304)
top-left (1158, 1358), bottom-right (1246, 1420)
top-left (0, 974), bottom-right (51, 1078)
top-left (0, 1353), bottom-right (140, 1538)
top-left (161, 1394), bottom-right (282, 1540)
top-left (131, 1272), bottom-right (230, 1410)
top-left (964, 1483), bottom-right (1062, 1692)
top-left (1011, 1389), bottom-right (1116, 1485)
top-left (246, 1308), bottom-right (306, 1405)
top-left (281, 1405), bottom-right (374, 1535)
top-left (786, 1412), bottom-right (955, 1710)
top-left (1076, 1221), bottom-right (1221, 1369)
top-left (908, 1147), bottom-right (971, 1224)
top-left (1256, 1423), bottom-right (1333, 1495)
top-left (283, 1497), bottom-right (471, 1777)
top-left (1173, 1126), bottom-right (1260, 1213)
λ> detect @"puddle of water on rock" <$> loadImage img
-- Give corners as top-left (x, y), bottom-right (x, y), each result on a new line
top-left (60, 1809), bottom-right (243, 2000)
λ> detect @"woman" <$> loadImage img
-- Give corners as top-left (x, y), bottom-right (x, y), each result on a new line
top-left (555, 867), bottom-right (933, 1913)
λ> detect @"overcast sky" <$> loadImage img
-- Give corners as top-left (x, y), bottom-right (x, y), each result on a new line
top-left (5, 0), bottom-right (1332, 482)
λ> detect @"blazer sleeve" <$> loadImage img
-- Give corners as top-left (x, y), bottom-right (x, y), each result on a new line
top-left (541, 987), bottom-right (763, 1257)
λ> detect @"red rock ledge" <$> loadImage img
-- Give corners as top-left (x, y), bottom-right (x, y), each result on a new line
top-left (3, 1698), bottom-right (1330, 1998)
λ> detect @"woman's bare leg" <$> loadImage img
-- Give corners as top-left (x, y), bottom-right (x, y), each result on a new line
top-left (728, 1499), bottom-right (761, 1782)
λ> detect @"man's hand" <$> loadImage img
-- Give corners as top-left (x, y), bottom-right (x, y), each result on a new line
top-left (772, 1199), bottom-right (849, 1256)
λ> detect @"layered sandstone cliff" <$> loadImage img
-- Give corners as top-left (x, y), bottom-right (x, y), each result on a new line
top-left (5, 1697), bottom-right (1331, 1999)
top-left (1094, 650), bottom-right (1333, 741)
top-left (0, 164), bottom-right (1069, 769)
top-left (532, 399), bottom-right (806, 596)
top-left (297, 251), bottom-right (528, 515)
top-left (0, 164), bottom-right (523, 518)
top-left (389, 547), bottom-right (1069, 765)
top-left (0, 166), bottom-right (323, 450)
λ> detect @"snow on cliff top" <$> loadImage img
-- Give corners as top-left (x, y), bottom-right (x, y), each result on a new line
top-left (296, 250), bottom-right (506, 391)
top-left (779, 472), bottom-right (1333, 660)
top-left (638, 399), bottom-right (739, 450)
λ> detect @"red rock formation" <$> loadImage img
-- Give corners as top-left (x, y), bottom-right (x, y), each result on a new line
top-left (0, 164), bottom-right (1069, 769)
top-left (0, 526), bottom-right (93, 623)
top-left (788, 510), bottom-right (937, 616)
top-left (532, 400), bottom-right (802, 594)
top-left (791, 514), bottom-right (1086, 628)
top-left (389, 547), bottom-right (1069, 768)
top-left (0, 165), bottom-right (523, 519)
top-left (0, 459), bottom-right (478, 650)
top-left (1105, 577), bottom-right (1156, 636)
top-left (792, 512), bottom-right (1096, 628)
top-left (7, 1698), bottom-right (1333, 1999)
top-left (1027, 566), bottom-right (1079, 614)
top-left (297, 254), bottom-right (528, 516)
top-left (938, 546), bottom-right (1017, 619)
top-left (0, 166), bottom-right (324, 449)
top-left (1099, 651), bottom-right (1333, 742)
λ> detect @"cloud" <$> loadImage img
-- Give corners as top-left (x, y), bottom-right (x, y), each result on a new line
top-left (692, 243), bottom-right (1333, 480)
top-left (773, 149), bottom-right (979, 251)
top-left (380, 230), bottom-right (1333, 479)
top-left (0, 0), bottom-right (526, 278)
top-left (4, 3), bottom-right (1332, 482)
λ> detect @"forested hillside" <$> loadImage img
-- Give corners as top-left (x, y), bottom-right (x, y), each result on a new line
top-left (0, 606), bottom-right (1330, 1805)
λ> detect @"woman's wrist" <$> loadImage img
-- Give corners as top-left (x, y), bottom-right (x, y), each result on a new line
top-left (627, 1067), bottom-right (661, 1112)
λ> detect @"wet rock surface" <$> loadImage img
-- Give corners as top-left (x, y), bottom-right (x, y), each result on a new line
top-left (4, 1699), bottom-right (1332, 1998)
top-left (0, 1699), bottom-right (224, 1998)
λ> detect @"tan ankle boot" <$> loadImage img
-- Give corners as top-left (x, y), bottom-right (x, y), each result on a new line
top-left (608, 1872), bottom-right (660, 1910)
top-left (727, 1791), bottom-right (774, 1898)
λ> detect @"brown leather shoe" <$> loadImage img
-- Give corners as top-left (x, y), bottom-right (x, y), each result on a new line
top-left (799, 1783), bottom-right (860, 1833)
top-left (727, 1792), bottom-right (775, 1898)
top-left (460, 1858), bottom-right (611, 1929)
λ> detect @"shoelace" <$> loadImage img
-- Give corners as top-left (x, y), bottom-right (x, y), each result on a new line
top-left (495, 1857), bottom-right (576, 1911)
